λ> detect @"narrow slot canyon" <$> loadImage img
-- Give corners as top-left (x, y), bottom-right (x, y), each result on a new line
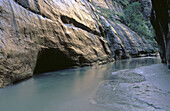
top-left (0, 0), bottom-right (169, 111)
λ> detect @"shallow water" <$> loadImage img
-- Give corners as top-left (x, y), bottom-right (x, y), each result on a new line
top-left (0, 57), bottom-right (163, 111)
top-left (94, 64), bottom-right (170, 111)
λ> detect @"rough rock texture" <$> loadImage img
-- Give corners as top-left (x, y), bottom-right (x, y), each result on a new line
top-left (0, 0), bottom-right (158, 88)
top-left (151, 0), bottom-right (170, 68)
top-left (92, 0), bottom-right (123, 12)
top-left (100, 16), bottom-right (155, 59)
top-left (0, 0), bottom-right (113, 87)
top-left (91, 0), bottom-right (155, 59)
top-left (92, 0), bottom-right (123, 21)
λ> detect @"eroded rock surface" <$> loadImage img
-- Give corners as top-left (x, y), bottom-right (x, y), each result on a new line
top-left (100, 16), bottom-right (155, 59)
top-left (0, 0), bottom-right (158, 87)
top-left (0, 0), bottom-right (113, 87)
top-left (92, 0), bottom-right (156, 59)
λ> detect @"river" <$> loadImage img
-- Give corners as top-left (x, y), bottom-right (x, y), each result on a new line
top-left (0, 57), bottom-right (169, 111)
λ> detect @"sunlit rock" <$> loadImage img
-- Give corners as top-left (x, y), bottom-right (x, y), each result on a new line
top-left (0, 0), bottom-right (112, 87)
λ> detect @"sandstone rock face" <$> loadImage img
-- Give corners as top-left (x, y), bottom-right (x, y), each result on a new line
top-left (151, 0), bottom-right (170, 68)
top-left (92, 0), bottom-right (155, 59)
top-left (92, 0), bottom-right (123, 21)
top-left (100, 16), bottom-right (155, 59)
top-left (0, 0), bottom-right (157, 88)
top-left (0, 0), bottom-right (113, 87)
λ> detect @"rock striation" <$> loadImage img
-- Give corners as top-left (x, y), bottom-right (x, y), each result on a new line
top-left (92, 0), bottom-right (155, 59)
top-left (0, 0), bottom-right (157, 87)
top-left (0, 0), bottom-right (113, 87)
top-left (151, 0), bottom-right (170, 68)
top-left (100, 16), bottom-right (155, 59)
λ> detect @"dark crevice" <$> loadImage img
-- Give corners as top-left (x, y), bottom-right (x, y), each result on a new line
top-left (60, 15), bottom-right (100, 36)
top-left (88, 3), bottom-right (105, 37)
top-left (99, 38), bottom-right (110, 55)
top-left (14, 0), bottom-right (30, 9)
top-left (33, 0), bottom-right (39, 12)
top-left (99, 25), bottom-right (105, 37)
top-left (33, 48), bottom-right (74, 74)
top-left (13, 0), bottom-right (51, 20)
top-left (82, 1), bottom-right (101, 34)
top-left (135, 97), bottom-right (162, 110)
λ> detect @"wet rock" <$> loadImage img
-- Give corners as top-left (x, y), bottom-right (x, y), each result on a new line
top-left (0, 0), bottom-right (112, 87)
top-left (99, 16), bottom-right (155, 59)
top-left (151, 0), bottom-right (170, 69)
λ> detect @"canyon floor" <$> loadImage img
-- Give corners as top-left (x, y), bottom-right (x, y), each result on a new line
top-left (93, 63), bottom-right (170, 111)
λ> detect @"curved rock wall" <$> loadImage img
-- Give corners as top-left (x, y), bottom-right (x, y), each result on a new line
top-left (0, 0), bottom-right (112, 87)
top-left (92, 0), bottom-right (155, 59)
top-left (100, 16), bottom-right (155, 59)
top-left (151, 0), bottom-right (170, 68)
top-left (0, 0), bottom-right (158, 87)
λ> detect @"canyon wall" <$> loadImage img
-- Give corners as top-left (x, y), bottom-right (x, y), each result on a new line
top-left (151, 0), bottom-right (170, 68)
top-left (0, 0), bottom-right (156, 87)
top-left (92, 0), bottom-right (155, 59)
top-left (0, 0), bottom-right (113, 87)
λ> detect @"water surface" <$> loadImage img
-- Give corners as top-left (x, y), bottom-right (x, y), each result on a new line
top-left (0, 57), bottom-right (162, 111)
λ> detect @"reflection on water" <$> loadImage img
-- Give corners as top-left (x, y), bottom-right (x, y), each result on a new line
top-left (112, 57), bottom-right (161, 71)
top-left (0, 57), bottom-right (161, 111)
